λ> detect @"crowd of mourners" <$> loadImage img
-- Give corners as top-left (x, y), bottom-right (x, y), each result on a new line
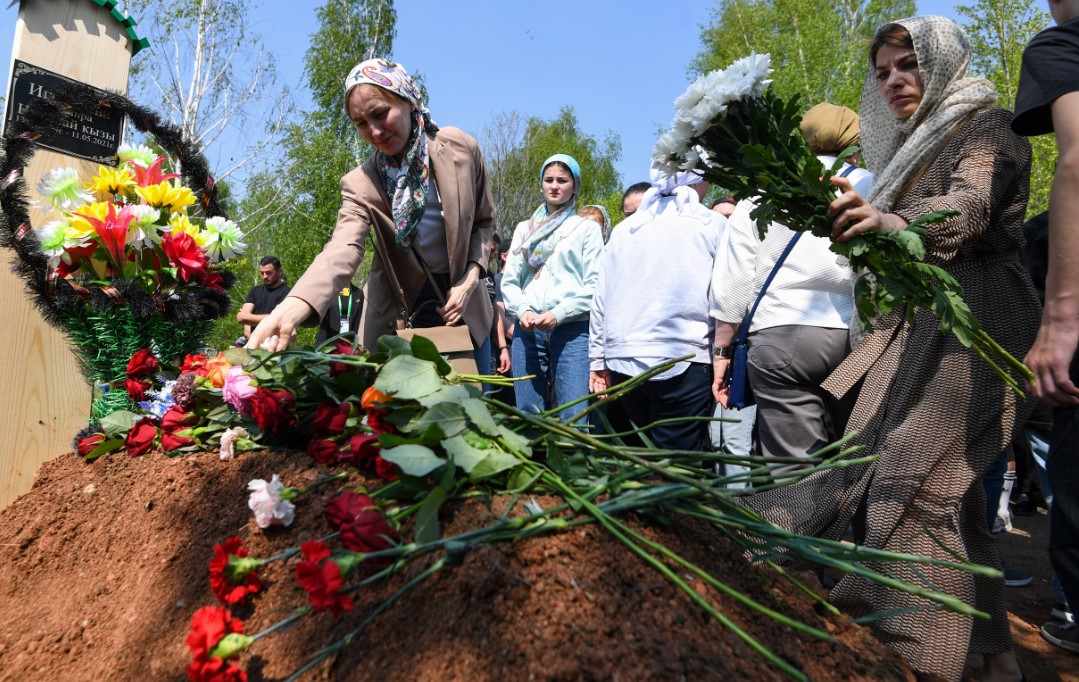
top-left (243, 7), bottom-right (1079, 681)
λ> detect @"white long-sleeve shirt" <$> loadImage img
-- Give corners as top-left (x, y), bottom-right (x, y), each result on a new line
top-left (710, 158), bottom-right (873, 332)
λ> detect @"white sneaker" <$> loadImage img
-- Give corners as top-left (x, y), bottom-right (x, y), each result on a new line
top-left (992, 511), bottom-right (1014, 534)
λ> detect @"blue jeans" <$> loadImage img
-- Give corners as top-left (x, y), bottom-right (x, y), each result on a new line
top-left (511, 319), bottom-right (590, 424)
top-left (710, 403), bottom-right (756, 489)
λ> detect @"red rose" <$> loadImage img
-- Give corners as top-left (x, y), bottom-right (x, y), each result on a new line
top-left (185, 605), bottom-right (244, 662)
top-left (311, 402), bottom-right (350, 436)
top-left (295, 540), bottom-right (353, 616)
top-left (209, 537), bottom-right (262, 606)
top-left (76, 433), bottom-right (105, 457)
top-left (341, 507), bottom-right (399, 555)
top-left (374, 456), bottom-right (400, 482)
top-left (126, 349), bottom-right (159, 378)
top-left (324, 490), bottom-right (376, 532)
top-left (125, 416), bottom-right (159, 456)
top-left (366, 410), bottom-right (396, 436)
top-left (162, 405), bottom-right (198, 452)
top-left (306, 437), bottom-right (339, 465)
top-left (125, 377), bottom-right (152, 401)
top-left (187, 657), bottom-right (247, 682)
top-left (340, 433), bottom-right (380, 468)
top-left (163, 231), bottom-right (209, 284)
top-left (329, 339), bottom-right (364, 376)
top-left (248, 388), bottom-right (295, 437)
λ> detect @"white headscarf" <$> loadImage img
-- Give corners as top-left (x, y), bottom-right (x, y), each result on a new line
top-left (620, 169), bottom-right (710, 233)
top-left (860, 16), bottom-right (997, 211)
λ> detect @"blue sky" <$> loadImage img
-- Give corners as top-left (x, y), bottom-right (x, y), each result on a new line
top-left (2, 0), bottom-right (964, 188)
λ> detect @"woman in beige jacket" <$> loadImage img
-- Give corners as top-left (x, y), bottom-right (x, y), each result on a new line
top-left (248, 58), bottom-right (494, 365)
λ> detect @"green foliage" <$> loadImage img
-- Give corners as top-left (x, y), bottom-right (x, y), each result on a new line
top-left (956, 0), bottom-right (1056, 217)
top-left (480, 108), bottom-right (623, 239)
top-left (692, 0), bottom-right (917, 111)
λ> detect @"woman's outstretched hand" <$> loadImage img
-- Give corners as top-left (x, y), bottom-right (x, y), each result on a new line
top-left (245, 297), bottom-right (313, 352)
top-left (828, 176), bottom-right (907, 242)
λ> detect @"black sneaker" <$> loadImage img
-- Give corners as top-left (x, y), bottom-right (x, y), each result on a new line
top-left (1041, 621), bottom-right (1079, 654)
top-left (1052, 600), bottom-right (1076, 624)
top-left (1004, 566), bottom-right (1033, 587)
top-left (1013, 494), bottom-right (1039, 516)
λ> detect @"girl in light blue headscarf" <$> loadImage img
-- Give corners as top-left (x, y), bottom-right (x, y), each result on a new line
top-left (500, 154), bottom-right (603, 423)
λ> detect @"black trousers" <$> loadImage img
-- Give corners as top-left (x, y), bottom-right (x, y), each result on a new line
top-left (1050, 395), bottom-right (1079, 610)
top-left (608, 363), bottom-right (713, 451)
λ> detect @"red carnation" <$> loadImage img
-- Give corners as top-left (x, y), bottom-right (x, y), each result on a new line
top-left (340, 433), bottom-right (380, 468)
top-left (126, 348), bottom-right (159, 378)
top-left (77, 433), bottom-right (105, 457)
top-left (374, 456), bottom-right (400, 482)
top-left (295, 540), bottom-right (353, 616)
top-left (209, 537), bottom-right (263, 606)
top-left (125, 376), bottom-right (152, 401)
top-left (306, 437), bottom-right (339, 465)
top-left (311, 402), bottom-right (350, 436)
top-left (125, 416), bottom-right (159, 456)
top-left (185, 606), bottom-right (247, 682)
top-left (187, 657), bottom-right (247, 682)
top-left (162, 405), bottom-right (198, 452)
top-left (163, 231), bottom-right (209, 284)
top-left (248, 388), bottom-right (296, 437)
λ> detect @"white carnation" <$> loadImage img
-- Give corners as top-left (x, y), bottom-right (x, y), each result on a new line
top-left (247, 474), bottom-right (295, 529)
top-left (219, 426), bottom-right (250, 460)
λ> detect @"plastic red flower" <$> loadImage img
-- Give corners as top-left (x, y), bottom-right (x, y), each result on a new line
top-left (125, 416), bottom-right (158, 456)
top-left (307, 437), bottom-right (339, 465)
top-left (75, 203), bottom-right (136, 274)
top-left (209, 537), bottom-right (263, 606)
top-left (249, 388), bottom-right (296, 437)
top-left (185, 606), bottom-right (247, 682)
top-left (162, 405), bottom-right (198, 452)
top-left (181, 353), bottom-right (210, 376)
top-left (295, 540), bottom-right (353, 616)
top-left (125, 349), bottom-right (159, 378)
top-left (132, 155), bottom-right (180, 187)
top-left (311, 402), bottom-right (350, 436)
top-left (163, 231), bottom-right (209, 284)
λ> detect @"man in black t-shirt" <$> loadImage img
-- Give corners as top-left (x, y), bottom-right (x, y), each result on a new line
top-left (1013, 0), bottom-right (1079, 653)
top-left (236, 256), bottom-right (291, 344)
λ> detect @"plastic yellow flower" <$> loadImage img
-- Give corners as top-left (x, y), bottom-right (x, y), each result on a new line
top-left (85, 165), bottom-right (135, 197)
top-left (66, 201), bottom-right (111, 241)
top-left (136, 181), bottom-right (196, 213)
top-left (168, 212), bottom-right (209, 248)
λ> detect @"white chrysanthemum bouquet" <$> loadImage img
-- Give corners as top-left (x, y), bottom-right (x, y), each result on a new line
top-left (657, 54), bottom-right (1031, 390)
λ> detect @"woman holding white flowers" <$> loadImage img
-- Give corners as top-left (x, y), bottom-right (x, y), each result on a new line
top-left (746, 17), bottom-right (1037, 682)
top-left (247, 59), bottom-right (495, 368)
top-left (500, 154), bottom-right (603, 423)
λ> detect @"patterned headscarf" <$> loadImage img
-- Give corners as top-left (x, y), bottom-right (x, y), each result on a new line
top-left (344, 58), bottom-right (440, 250)
top-left (516, 154), bottom-right (582, 270)
top-left (859, 16), bottom-right (997, 211)
top-left (579, 204), bottom-right (612, 243)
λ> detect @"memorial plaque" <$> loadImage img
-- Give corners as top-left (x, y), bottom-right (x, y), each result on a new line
top-left (4, 60), bottom-right (124, 164)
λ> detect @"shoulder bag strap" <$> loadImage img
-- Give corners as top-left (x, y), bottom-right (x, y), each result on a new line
top-left (733, 163), bottom-right (857, 344)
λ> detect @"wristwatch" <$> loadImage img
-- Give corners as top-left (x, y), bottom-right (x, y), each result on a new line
top-left (712, 346), bottom-right (734, 359)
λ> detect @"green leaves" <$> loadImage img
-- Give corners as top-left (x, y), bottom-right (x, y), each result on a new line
top-left (375, 355), bottom-right (443, 400)
top-left (100, 411), bottom-right (138, 438)
top-left (379, 445), bottom-right (446, 477)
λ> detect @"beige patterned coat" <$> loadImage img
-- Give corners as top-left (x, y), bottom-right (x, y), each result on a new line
top-left (745, 108), bottom-right (1039, 680)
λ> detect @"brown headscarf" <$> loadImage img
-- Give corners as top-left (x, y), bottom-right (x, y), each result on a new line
top-left (800, 103), bottom-right (861, 155)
